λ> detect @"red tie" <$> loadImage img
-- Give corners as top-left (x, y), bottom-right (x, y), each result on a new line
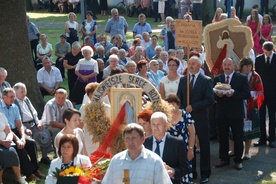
top-left (225, 76), bottom-right (229, 84)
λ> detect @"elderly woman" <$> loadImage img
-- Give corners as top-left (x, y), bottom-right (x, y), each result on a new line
top-left (128, 38), bottom-right (145, 57)
top-left (146, 35), bottom-right (159, 61)
top-left (55, 34), bottom-right (71, 79)
top-left (229, 57), bottom-right (263, 160)
top-left (149, 60), bottom-right (164, 91)
top-left (137, 109), bottom-right (153, 137)
top-left (81, 11), bottom-right (97, 45)
top-left (130, 46), bottom-right (146, 64)
top-left (125, 60), bottom-right (137, 74)
top-left (71, 46), bottom-right (98, 106)
top-left (160, 57), bottom-right (181, 99)
top-left (63, 41), bottom-right (83, 96)
top-left (103, 54), bottom-right (124, 79)
top-left (0, 113), bottom-right (28, 184)
top-left (45, 134), bottom-right (92, 184)
top-left (36, 34), bottom-right (53, 70)
top-left (65, 12), bottom-right (79, 45)
top-left (152, 45), bottom-right (163, 60)
top-left (137, 60), bottom-right (157, 87)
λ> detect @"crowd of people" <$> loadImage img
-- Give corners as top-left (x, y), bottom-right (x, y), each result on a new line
top-left (0, 1), bottom-right (275, 183)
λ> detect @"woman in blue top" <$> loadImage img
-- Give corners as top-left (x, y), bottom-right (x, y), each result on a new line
top-left (146, 35), bottom-right (159, 61)
top-left (81, 11), bottom-right (97, 45)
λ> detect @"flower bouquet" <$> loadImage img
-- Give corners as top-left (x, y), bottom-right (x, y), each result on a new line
top-left (54, 165), bottom-right (90, 184)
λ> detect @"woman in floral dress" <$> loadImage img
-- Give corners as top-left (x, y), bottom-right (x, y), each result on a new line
top-left (166, 94), bottom-right (195, 184)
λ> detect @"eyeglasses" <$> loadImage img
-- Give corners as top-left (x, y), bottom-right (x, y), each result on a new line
top-left (168, 64), bottom-right (178, 67)
top-left (153, 64), bottom-right (159, 66)
top-left (128, 66), bottom-right (136, 68)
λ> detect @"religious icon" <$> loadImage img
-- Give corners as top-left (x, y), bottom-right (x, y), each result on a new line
top-left (110, 88), bottom-right (142, 124)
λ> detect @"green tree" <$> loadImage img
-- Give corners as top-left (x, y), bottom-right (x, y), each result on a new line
top-left (0, 0), bottom-right (45, 116)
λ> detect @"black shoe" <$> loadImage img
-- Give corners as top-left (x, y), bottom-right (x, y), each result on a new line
top-left (235, 163), bottom-right (243, 170)
top-left (269, 142), bottom-right (276, 148)
top-left (253, 140), bottom-right (266, 147)
top-left (201, 178), bottom-right (209, 183)
top-left (215, 160), bottom-right (230, 168)
top-left (40, 157), bottom-right (51, 165)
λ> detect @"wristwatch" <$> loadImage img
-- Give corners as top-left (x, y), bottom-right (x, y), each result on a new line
top-left (188, 146), bottom-right (194, 150)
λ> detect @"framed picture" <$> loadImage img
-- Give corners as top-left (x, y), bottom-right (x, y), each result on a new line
top-left (110, 87), bottom-right (142, 124)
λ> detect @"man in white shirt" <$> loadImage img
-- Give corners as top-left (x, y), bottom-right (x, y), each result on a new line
top-left (102, 123), bottom-right (172, 184)
top-left (37, 56), bottom-right (62, 97)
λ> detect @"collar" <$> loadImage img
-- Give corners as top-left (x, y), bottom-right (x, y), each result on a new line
top-left (265, 52), bottom-right (274, 60)
top-left (224, 71), bottom-right (234, 78)
top-left (138, 22), bottom-right (146, 26)
top-left (189, 71), bottom-right (200, 78)
top-left (122, 145), bottom-right (147, 161)
top-left (153, 133), bottom-right (167, 143)
top-left (0, 100), bottom-right (11, 109)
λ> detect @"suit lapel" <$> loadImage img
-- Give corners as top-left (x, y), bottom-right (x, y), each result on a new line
top-left (192, 73), bottom-right (202, 91)
top-left (162, 134), bottom-right (170, 160)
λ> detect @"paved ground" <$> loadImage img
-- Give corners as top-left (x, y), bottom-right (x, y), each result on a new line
top-left (192, 138), bottom-right (276, 184)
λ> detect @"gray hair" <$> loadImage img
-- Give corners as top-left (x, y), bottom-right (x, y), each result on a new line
top-left (125, 60), bottom-right (137, 68)
top-left (165, 16), bottom-right (174, 23)
top-left (135, 46), bottom-right (143, 52)
top-left (96, 45), bottom-right (105, 52)
top-left (111, 8), bottom-right (118, 14)
top-left (81, 46), bottom-right (94, 56)
top-left (149, 60), bottom-right (159, 65)
top-left (154, 46), bottom-right (163, 52)
top-left (119, 48), bottom-right (126, 54)
top-left (110, 47), bottom-right (119, 53)
top-left (0, 67), bottom-right (7, 76)
top-left (13, 82), bottom-right (26, 91)
top-left (71, 41), bottom-right (81, 49)
top-left (109, 54), bottom-right (119, 62)
top-left (190, 56), bottom-right (202, 65)
top-left (150, 112), bottom-right (168, 123)
top-left (135, 34), bottom-right (142, 40)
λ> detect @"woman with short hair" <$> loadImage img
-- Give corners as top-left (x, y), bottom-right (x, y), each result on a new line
top-left (45, 134), bottom-right (92, 184)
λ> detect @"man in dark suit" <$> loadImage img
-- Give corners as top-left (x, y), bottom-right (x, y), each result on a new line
top-left (144, 112), bottom-right (189, 184)
top-left (214, 58), bottom-right (250, 170)
top-left (177, 55), bottom-right (214, 183)
top-left (254, 41), bottom-right (276, 148)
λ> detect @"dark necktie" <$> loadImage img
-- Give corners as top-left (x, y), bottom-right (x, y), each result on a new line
top-left (266, 56), bottom-right (270, 69)
top-left (155, 140), bottom-right (162, 156)
top-left (190, 74), bottom-right (195, 89)
top-left (225, 76), bottom-right (229, 84)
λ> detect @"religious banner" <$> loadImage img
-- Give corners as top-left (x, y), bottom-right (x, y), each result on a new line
top-left (204, 18), bottom-right (253, 76)
top-left (175, 19), bottom-right (202, 48)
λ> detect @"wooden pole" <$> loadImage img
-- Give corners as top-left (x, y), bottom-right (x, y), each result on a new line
top-left (186, 46), bottom-right (190, 105)
top-left (122, 169), bottom-right (130, 184)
